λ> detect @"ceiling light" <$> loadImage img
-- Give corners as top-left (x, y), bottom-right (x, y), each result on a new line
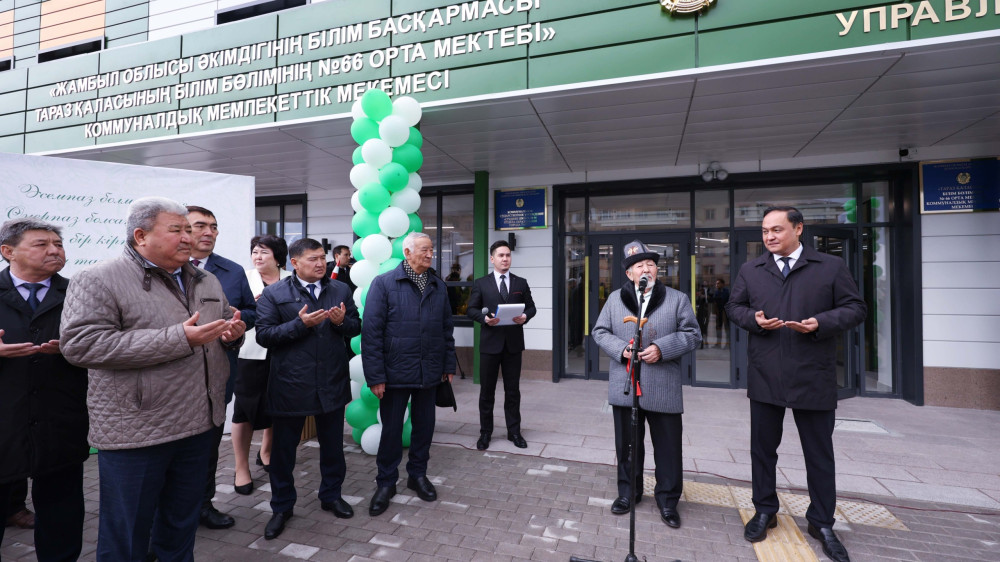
top-left (702, 161), bottom-right (728, 182)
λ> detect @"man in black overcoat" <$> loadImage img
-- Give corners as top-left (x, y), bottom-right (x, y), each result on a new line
top-left (726, 206), bottom-right (865, 562)
top-left (0, 218), bottom-right (88, 561)
top-left (255, 238), bottom-right (361, 540)
top-left (467, 240), bottom-right (536, 450)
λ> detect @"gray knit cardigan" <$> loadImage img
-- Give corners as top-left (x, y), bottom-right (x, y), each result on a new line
top-left (593, 281), bottom-right (702, 413)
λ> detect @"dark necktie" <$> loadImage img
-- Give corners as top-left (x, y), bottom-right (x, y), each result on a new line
top-left (24, 283), bottom-right (44, 311)
top-left (780, 257), bottom-right (791, 278)
top-left (191, 258), bottom-right (201, 267)
top-left (499, 274), bottom-right (508, 302)
top-left (307, 283), bottom-right (318, 301)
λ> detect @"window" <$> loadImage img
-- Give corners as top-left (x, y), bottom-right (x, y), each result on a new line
top-left (0, 59), bottom-right (10, 72)
top-left (418, 186), bottom-right (474, 323)
top-left (255, 195), bottom-right (306, 269)
top-left (217, 0), bottom-right (309, 25)
top-left (37, 38), bottom-right (102, 63)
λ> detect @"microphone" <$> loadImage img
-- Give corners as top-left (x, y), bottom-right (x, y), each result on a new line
top-left (482, 307), bottom-right (492, 319)
top-left (638, 274), bottom-right (650, 291)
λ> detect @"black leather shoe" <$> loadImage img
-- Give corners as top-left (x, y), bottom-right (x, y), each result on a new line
top-left (321, 498), bottom-right (354, 519)
top-left (407, 475), bottom-right (437, 502)
top-left (808, 524), bottom-right (850, 562)
top-left (256, 451), bottom-right (270, 473)
top-left (659, 505), bottom-right (681, 529)
top-left (234, 476), bottom-right (253, 496)
top-left (369, 485), bottom-right (396, 516)
top-left (199, 505), bottom-right (235, 529)
top-left (476, 433), bottom-right (491, 450)
top-left (507, 433), bottom-right (527, 448)
top-left (609, 494), bottom-right (642, 515)
top-left (744, 512), bottom-right (778, 542)
top-left (264, 510), bottom-right (292, 540)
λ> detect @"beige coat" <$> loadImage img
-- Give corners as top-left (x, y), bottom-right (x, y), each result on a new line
top-left (60, 246), bottom-right (236, 450)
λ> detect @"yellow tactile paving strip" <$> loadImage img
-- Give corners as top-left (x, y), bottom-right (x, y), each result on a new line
top-left (640, 477), bottom-right (908, 560)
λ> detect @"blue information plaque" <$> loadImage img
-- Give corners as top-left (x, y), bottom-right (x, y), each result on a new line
top-left (495, 187), bottom-right (547, 230)
top-left (920, 158), bottom-right (999, 214)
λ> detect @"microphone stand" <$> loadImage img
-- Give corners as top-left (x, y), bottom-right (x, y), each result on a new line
top-left (572, 282), bottom-right (647, 562)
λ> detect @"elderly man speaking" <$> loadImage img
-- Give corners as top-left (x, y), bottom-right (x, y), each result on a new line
top-left (61, 196), bottom-right (245, 562)
top-left (593, 240), bottom-right (701, 529)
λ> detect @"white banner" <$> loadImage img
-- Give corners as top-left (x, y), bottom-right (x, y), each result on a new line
top-left (0, 153), bottom-right (255, 277)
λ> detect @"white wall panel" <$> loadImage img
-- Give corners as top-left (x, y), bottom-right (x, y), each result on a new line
top-left (922, 262), bottom-right (1000, 289)
top-left (922, 213), bottom-right (1000, 236)
top-left (922, 289), bottom-right (1000, 315)
top-left (923, 316), bottom-right (1000, 343)
top-left (923, 341), bottom-right (1000, 369)
top-left (922, 235), bottom-right (1000, 262)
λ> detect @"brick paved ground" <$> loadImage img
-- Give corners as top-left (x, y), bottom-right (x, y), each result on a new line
top-left (4, 379), bottom-right (1000, 561)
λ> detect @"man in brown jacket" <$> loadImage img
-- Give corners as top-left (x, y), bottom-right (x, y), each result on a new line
top-left (61, 197), bottom-right (245, 562)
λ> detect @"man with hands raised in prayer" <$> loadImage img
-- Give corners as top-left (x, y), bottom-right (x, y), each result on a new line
top-left (254, 238), bottom-right (360, 540)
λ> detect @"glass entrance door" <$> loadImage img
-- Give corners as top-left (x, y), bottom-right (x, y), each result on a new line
top-left (730, 231), bottom-right (767, 389)
top-left (584, 235), bottom-right (692, 381)
top-left (806, 227), bottom-right (861, 399)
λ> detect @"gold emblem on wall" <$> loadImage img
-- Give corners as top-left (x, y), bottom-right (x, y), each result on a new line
top-left (515, 198), bottom-right (525, 208)
top-left (659, 0), bottom-right (716, 14)
top-left (957, 172), bottom-right (971, 185)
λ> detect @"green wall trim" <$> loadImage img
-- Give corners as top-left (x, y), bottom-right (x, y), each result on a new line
top-left (4, 0), bottom-right (997, 153)
top-left (472, 170), bottom-right (489, 385)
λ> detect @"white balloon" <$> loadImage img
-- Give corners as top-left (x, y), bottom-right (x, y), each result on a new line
top-left (350, 380), bottom-right (361, 401)
top-left (378, 206), bottom-right (410, 238)
top-left (392, 96), bottom-right (422, 127)
top-left (353, 286), bottom-right (364, 309)
top-left (361, 138), bottom-right (392, 168)
top-left (360, 423), bottom-right (382, 455)
top-left (376, 408), bottom-right (381, 425)
top-left (406, 172), bottom-right (422, 193)
top-left (350, 190), bottom-right (362, 213)
top-left (390, 188), bottom-right (421, 214)
top-left (379, 115), bottom-right (409, 147)
top-left (350, 163), bottom-right (380, 190)
top-left (351, 100), bottom-right (366, 121)
top-left (360, 234), bottom-right (392, 264)
top-left (349, 355), bottom-right (365, 384)
top-left (351, 258), bottom-right (379, 288)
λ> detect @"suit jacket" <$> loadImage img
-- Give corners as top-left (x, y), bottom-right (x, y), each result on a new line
top-left (205, 253), bottom-right (257, 398)
top-left (467, 271), bottom-right (537, 355)
top-left (726, 244), bottom-right (866, 410)
top-left (325, 262), bottom-right (357, 292)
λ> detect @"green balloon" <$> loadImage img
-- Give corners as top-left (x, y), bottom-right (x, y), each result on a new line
top-left (870, 197), bottom-right (881, 208)
top-left (846, 209), bottom-right (856, 223)
top-left (351, 335), bottom-right (362, 355)
top-left (872, 242), bottom-right (881, 253)
top-left (357, 304), bottom-right (364, 319)
top-left (352, 209), bottom-right (381, 237)
top-left (352, 146), bottom-right (365, 165)
top-left (406, 127), bottom-right (423, 148)
top-left (392, 236), bottom-right (405, 259)
top-left (873, 264), bottom-right (884, 278)
top-left (352, 426), bottom-right (364, 444)
top-left (345, 399), bottom-right (376, 429)
top-left (843, 199), bottom-right (857, 211)
top-left (392, 144), bottom-right (423, 173)
top-left (407, 213), bottom-right (423, 235)
top-left (350, 118), bottom-right (380, 144)
top-left (352, 238), bottom-right (364, 261)
top-left (379, 162), bottom-right (409, 192)
top-left (379, 257), bottom-right (402, 273)
top-left (401, 419), bottom-right (412, 448)
top-left (358, 182), bottom-right (391, 214)
top-left (361, 89), bottom-right (393, 121)
top-left (360, 384), bottom-right (380, 408)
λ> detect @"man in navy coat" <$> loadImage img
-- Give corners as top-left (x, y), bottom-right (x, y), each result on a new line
top-left (187, 206), bottom-right (257, 530)
top-left (255, 237), bottom-right (360, 540)
top-left (466, 240), bottom-right (536, 450)
top-left (726, 206), bottom-right (865, 562)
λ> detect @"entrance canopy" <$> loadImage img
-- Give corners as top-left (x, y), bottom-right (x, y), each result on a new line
top-left (52, 33), bottom-right (1000, 195)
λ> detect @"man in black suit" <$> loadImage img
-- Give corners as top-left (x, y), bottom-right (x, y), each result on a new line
top-left (467, 240), bottom-right (536, 450)
top-left (187, 206), bottom-right (257, 530)
top-left (326, 245), bottom-right (356, 292)
top-left (726, 206), bottom-right (865, 562)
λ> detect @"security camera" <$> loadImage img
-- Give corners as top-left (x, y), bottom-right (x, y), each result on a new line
top-left (898, 148), bottom-right (909, 158)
